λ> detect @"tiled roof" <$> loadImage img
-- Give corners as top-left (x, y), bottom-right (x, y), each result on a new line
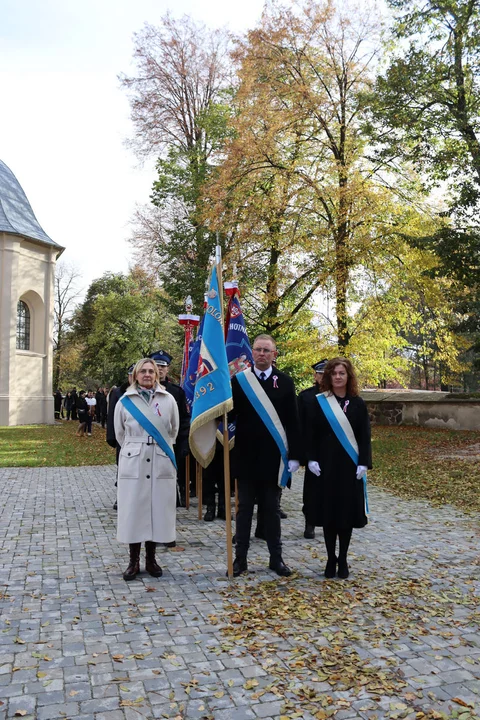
top-left (0, 159), bottom-right (63, 251)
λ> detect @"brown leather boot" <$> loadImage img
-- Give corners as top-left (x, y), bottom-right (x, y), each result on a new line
top-left (145, 541), bottom-right (163, 577)
top-left (123, 543), bottom-right (141, 581)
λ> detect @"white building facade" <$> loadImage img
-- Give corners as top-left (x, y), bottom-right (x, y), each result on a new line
top-left (0, 160), bottom-right (64, 426)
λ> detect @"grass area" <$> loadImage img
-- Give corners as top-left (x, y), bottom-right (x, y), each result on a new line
top-left (0, 420), bottom-right (116, 467)
top-left (1, 422), bottom-right (479, 514)
top-left (370, 425), bottom-right (480, 513)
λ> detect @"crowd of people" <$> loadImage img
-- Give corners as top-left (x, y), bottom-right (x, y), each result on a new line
top-left (53, 387), bottom-right (109, 436)
top-left (104, 339), bottom-right (372, 583)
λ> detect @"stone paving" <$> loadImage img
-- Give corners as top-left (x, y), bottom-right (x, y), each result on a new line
top-left (0, 465), bottom-right (479, 720)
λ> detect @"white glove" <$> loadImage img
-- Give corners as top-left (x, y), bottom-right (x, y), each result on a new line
top-left (356, 465), bottom-right (368, 480)
top-left (308, 461), bottom-right (321, 477)
top-left (288, 459), bottom-right (300, 473)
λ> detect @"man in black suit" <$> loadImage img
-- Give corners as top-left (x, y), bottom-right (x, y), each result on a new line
top-left (148, 350), bottom-right (191, 509)
top-left (230, 334), bottom-right (301, 577)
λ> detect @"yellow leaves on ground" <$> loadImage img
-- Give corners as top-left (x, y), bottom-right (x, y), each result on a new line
top-left (214, 571), bottom-right (480, 719)
top-left (371, 426), bottom-right (480, 512)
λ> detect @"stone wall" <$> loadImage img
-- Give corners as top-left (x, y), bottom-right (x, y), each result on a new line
top-left (361, 391), bottom-right (480, 431)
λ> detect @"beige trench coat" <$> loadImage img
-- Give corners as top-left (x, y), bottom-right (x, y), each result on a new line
top-left (114, 383), bottom-right (180, 544)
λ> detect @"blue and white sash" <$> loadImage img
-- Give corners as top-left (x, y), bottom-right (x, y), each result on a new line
top-left (121, 394), bottom-right (177, 471)
top-left (236, 368), bottom-right (290, 488)
top-left (317, 392), bottom-right (369, 513)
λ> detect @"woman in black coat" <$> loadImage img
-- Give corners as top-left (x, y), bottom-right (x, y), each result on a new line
top-left (76, 391), bottom-right (88, 437)
top-left (63, 392), bottom-right (73, 420)
top-left (305, 357), bottom-right (371, 579)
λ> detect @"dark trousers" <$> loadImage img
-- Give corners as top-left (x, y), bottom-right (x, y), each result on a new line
top-left (236, 478), bottom-right (281, 561)
top-left (85, 414), bottom-right (93, 434)
top-left (203, 443), bottom-right (225, 507)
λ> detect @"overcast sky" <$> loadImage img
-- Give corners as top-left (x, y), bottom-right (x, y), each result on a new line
top-left (0, 0), bottom-right (265, 295)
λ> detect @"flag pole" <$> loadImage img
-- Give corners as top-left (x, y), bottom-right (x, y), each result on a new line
top-left (178, 296), bottom-right (200, 512)
top-left (216, 242), bottom-right (234, 579)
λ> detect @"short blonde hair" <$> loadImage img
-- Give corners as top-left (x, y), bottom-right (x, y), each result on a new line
top-left (132, 358), bottom-right (159, 385)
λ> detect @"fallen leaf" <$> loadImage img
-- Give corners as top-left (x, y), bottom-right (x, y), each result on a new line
top-left (452, 698), bottom-right (474, 709)
top-left (14, 712), bottom-right (27, 717)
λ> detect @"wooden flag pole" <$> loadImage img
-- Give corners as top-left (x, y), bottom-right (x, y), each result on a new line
top-left (185, 454), bottom-right (190, 509)
top-left (223, 415), bottom-right (234, 578)
top-left (215, 241), bottom-right (234, 579)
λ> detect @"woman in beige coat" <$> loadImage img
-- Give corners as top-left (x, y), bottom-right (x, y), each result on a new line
top-left (114, 358), bottom-right (179, 580)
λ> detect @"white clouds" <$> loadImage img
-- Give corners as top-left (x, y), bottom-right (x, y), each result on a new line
top-left (0, 0), bottom-right (264, 294)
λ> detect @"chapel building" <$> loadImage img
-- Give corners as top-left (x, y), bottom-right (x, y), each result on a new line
top-left (0, 159), bottom-right (64, 426)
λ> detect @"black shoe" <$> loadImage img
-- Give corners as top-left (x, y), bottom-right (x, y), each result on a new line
top-left (254, 527), bottom-right (266, 540)
top-left (304, 523), bottom-right (315, 539)
top-left (113, 500), bottom-right (117, 511)
top-left (337, 558), bottom-right (349, 579)
top-left (324, 556), bottom-right (337, 578)
top-left (217, 506), bottom-right (226, 520)
top-left (204, 506), bottom-right (215, 522)
top-left (279, 508), bottom-right (288, 519)
top-left (164, 541), bottom-right (176, 548)
top-left (269, 559), bottom-right (293, 577)
top-left (229, 557), bottom-right (248, 577)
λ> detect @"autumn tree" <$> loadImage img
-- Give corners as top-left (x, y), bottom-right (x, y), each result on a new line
top-left (205, 0), bottom-right (404, 352)
top-left (120, 15), bottom-right (233, 309)
top-left (72, 268), bottom-right (181, 385)
top-left (371, 0), bottom-right (480, 211)
top-left (53, 261), bottom-right (82, 390)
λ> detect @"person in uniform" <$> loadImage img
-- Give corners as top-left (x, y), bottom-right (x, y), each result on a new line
top-left (298, 359), bottom-right (328, 540)
top-left (229, 334), bottom-right (301, 577)
top-left (148, 351), bottom-right (190, 512)
top-left (114, 358), bottom-right (179, 580)
top-left (203, 440), bottom-right (227, 521)
top-left (107, 365), bottom-right (134, 509)
top-left (305, 357), bottom-right (372, 579)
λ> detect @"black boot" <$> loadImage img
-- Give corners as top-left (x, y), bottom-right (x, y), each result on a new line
top-left (123, 543), bottom-right (141, 581)
top-left (337, 529), bottom-right (352, 579)
top-left (204, 505), bottom-right (215, 522)
top-left (217, 503), bottom-right (226, 520)
top-left (231, 556), bottom-right (248, 577)
top-left (323, 528), bottom-right (337, 579)
top-left (304, 522), bottom-right (315, 539)
top-left (145, 541), bottom-right (163, 577)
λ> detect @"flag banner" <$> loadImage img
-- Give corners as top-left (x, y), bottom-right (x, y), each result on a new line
top-left (217, 284), bottom-right (253, 448)
top-left (178, 310), bottom-right (200, 387)
top-left (189, 265), bottom-right (233, 467)
top-left (180, 323), bottom-right (196, 388)
top-left (183, 316), bottom-right (204, 410)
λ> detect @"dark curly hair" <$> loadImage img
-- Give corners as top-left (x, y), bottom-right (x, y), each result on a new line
top-left (319, 357), bottom-right (359, 397)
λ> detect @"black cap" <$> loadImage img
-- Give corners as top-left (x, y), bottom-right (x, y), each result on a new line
top-left (148, 350), bottom-right (172, 366)
top-left (312, 359), bottom-right (328, 373)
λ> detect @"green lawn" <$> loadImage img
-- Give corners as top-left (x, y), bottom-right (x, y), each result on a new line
top-left (0, 421), bottom-right (116, 467)
top-left (0, 422), bottom-right (479, 513)
top-left (370, 425), bottom-right (480, 513)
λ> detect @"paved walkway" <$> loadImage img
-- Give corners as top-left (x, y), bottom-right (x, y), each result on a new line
top-left (0, 466), bottom-right (479, 720)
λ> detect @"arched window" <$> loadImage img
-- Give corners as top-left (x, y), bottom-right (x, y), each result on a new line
top-left (16, 300), bottom-right (30, 350)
